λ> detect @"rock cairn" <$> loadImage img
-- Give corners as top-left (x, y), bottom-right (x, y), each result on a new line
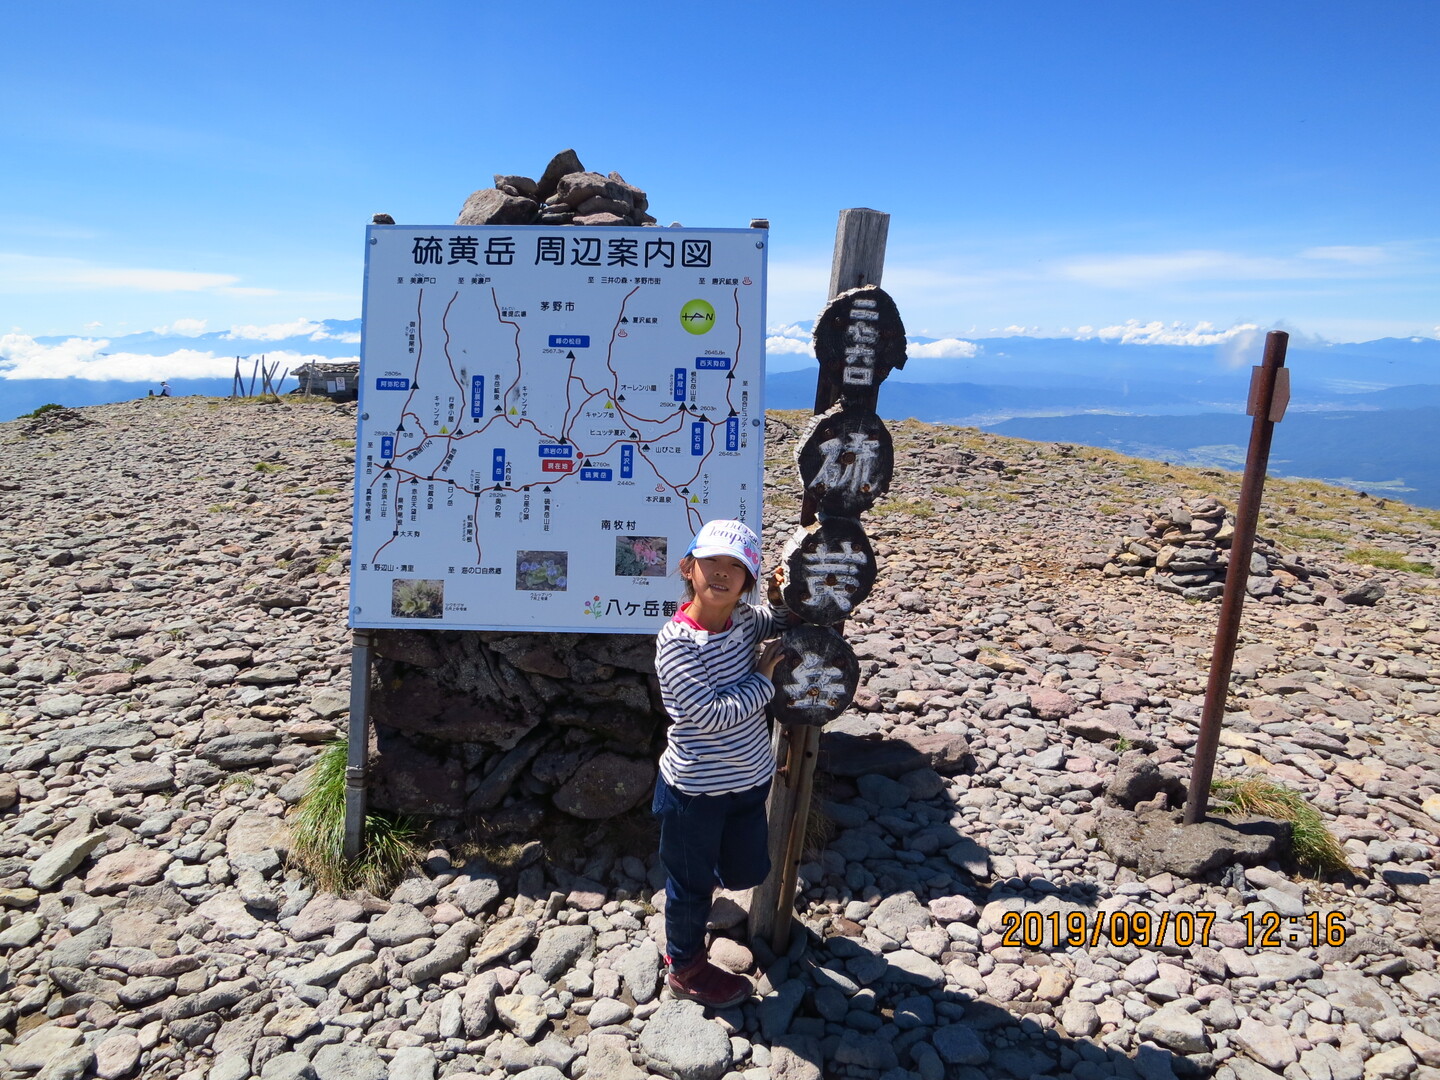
top-left (455, 149), bottom-right (656, 229)
top-left (3, 401), bottom-right (1440, 1080)
top-left (1099, 496), bottom-right (1332, 605)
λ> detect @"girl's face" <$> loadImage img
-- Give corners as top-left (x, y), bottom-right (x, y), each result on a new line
top-left (683, 554), bottom-right (751, 613)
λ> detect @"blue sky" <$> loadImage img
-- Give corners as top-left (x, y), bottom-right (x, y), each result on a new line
top-left (3, 0), bottom-right (1437, 385)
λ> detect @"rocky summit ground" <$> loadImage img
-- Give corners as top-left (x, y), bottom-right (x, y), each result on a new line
top-left (1, 396), bottom-right (1439, 1080)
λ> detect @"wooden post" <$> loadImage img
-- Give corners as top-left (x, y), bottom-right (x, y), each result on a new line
top-left (1184, 331), bottom-right (1290, 824)
top-left (827, 209), bottom-right (889, 300)
top-left (750, 209), bottom-right (891, 953)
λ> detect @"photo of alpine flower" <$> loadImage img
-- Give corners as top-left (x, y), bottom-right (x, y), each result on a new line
top-left (390, 578), bottom-right (444, 618)
top-left (615, 535), bottom-right (668, 578)
top-left (516, 552), bottom-right (569, 591)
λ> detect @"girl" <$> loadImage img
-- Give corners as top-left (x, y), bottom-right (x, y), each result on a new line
top-left (653, 519), bottom-right (787, 1008)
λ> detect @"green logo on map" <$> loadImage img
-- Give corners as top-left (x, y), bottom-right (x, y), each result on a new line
top-left (679, 299), bottom-right (716, 335)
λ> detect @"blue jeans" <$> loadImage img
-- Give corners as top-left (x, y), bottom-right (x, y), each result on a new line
top-left (653, 775), bottom-right (772, 967)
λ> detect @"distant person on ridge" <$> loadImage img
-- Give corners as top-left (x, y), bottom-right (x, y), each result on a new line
top-left (159, 381), bottom-right (171, 397)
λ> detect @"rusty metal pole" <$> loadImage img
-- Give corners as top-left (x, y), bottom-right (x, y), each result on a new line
top-left (1184, 331), bottom-right (1290, 825)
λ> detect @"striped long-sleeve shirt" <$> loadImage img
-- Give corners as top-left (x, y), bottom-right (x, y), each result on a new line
top-left (655, 602), bottom-right (786, 795)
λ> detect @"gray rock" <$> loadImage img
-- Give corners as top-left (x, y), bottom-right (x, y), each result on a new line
top-left (209, 1052), bottom-right (254, 1080)
top-left (870, 891), bottom-right (934, 942)
top-left (404, 919), bottom-right (483, 982)
top-left (289, 894), bottom-right (364, 941)
top-left (461, 971), bottom-right (502, 1038)
top-left (617, 938), bottom-right (662, 1004)
top-left (388, 1047), bottom-right (436, 1080)
top-left (285, 947), bottom-right (377, 987)
top-left (1095, 806), bottom-right (1289, 877)
top-left (260, 1052), bottom-right (317, 1080)
top-left (29, 831), bottom-right (105, 889)
top-left (638, 999), bottom-right (734, 1080)
top-left (3, 1023), bottom-right (84, 1072)
top-left (1342, 580), bottom-right (1386, 606)
top-left (1231, 1017), bottom-right (1299, 1071)
top-left (311, 1044), bottom-right (387, 1080)
top-left (1138, 1005), bottom-right (1210, 1054)
top-left (758, 979), bottom-right (805, 1041)
top-left (530, 924), bottom-right (594, 981)
top-left (469, 916), bottom-right (534, 969)
top-left (552, 751), bottom-right (654, 819)
top-left (587, 997), bottom-right (633, 1027)
top-left (933, 1023), bottom-right (990, 1066)
top-left (456, 188), bottom-right (540, 226)
top-left (1107, 756), bottom-right (1187, 808)
top-left (856, 773), bottom-right (910, 808)
top-left (367, 902), bottom-right (432, 947)
top-left (104, 762), bottom-right (176, 795)
top-left (200, 732), bottom-right (279, 768)
top-left (452, 872), bottom-right (502, 915)
top-left (494, 993), bottom-right (548, 1042)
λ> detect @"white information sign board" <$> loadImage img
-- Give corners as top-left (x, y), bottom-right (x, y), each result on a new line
top-left (350, 225), bottom-right (768, 633)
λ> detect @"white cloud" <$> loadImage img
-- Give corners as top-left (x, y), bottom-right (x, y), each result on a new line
top-left (225, 319), bottom-right (359, 343)
top-left (0, 334), bottom-right (354, 382)
top-left (907, 337), bottom-right (979, 359)
top-left (766, 334), bottom-right (814, 356)
top-left (226, 319), bottom-right (323, 341)
top-left (1085, 320), bottom-right (1262, 347)
top-left (153, 318), bottom-right (209, 337)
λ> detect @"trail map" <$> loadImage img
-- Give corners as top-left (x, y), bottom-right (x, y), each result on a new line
top-left (350, 225), bottom-right (768, 633)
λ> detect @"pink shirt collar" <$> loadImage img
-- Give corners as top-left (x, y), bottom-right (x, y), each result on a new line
top-left (673, 606), bottom-right (733, 633)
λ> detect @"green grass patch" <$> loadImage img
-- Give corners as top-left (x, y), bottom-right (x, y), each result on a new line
top-left (20, 403), bottom-right (64, 418)
top-left (883, 499), bottom-right (936, 519)
top-left (288, 740), bottom-right (424, 894)
top-left (1344, 547), bottom-right (1435, 575)
top-left (1279, 525), bottom-right (1345, 543)
top-left (1209, 777), bottom-right (1348, 875)
top-left (253, 461), bottom-right (286, 474)
top-left (316, 552), bottom-right (347, 575)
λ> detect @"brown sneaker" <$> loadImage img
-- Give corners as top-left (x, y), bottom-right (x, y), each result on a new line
top-left (666, 957), bottom-right (752, 1009)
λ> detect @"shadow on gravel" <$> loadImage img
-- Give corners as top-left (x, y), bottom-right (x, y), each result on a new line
top-left (738, 742), bottom-right (1212, 1080)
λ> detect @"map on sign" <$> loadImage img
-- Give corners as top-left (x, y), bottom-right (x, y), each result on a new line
top-left (350, 225), bottom-right (768, 633)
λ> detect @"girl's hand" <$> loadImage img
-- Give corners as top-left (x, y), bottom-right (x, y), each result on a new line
top-left (767, 566), bottom-right (785, 607)
top-left (758, 639), bottom-right (786, 680)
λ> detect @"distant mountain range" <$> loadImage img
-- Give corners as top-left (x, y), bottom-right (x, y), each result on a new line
top-left (768, 334), bottom-right (1440, 509)
top-left (5, 324), bottom-right (1437, 507)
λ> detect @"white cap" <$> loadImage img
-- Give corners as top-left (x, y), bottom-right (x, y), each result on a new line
top-left (685, 519), bottom-right (761, 578)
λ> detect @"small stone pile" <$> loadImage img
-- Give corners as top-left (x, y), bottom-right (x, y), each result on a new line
top-left (19, 406), bottom-right (94, 438)
top-left (1100, 495), bottom-right (1330, 604)
top-left (455, 149), bottom-right (656, 228)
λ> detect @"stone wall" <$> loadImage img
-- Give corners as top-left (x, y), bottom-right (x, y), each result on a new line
top-left (367, 628), bottom-right (662, 825)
